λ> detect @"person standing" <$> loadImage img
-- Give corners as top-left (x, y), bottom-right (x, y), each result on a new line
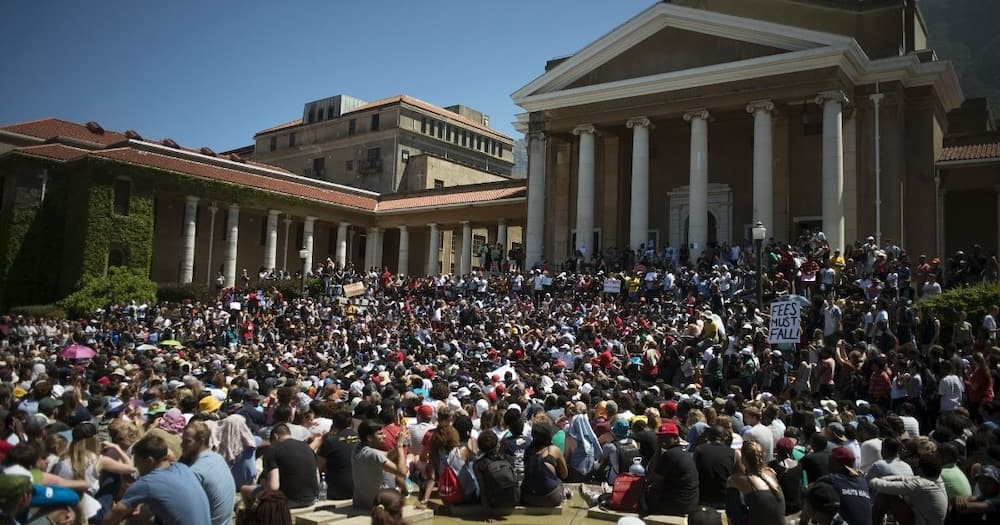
top-left (937, 361), bottom-right (965, 415)
top-left (181, 421), bottom-right (236, 525)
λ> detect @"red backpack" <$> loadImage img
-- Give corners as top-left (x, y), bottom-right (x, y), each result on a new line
top-left (608, 473), bottom-right (645, 512)
top-left (437, 461), bottom-right (463, 505)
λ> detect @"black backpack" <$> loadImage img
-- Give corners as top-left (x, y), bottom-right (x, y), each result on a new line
top-left (478, 454), bottom-right (517, 507)
top-left (615, 439), bottom-right (642, 473)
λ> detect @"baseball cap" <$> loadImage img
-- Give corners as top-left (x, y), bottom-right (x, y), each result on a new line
top-left (416, 404), bottom-right (434, 418)
top-left (830, 446), bottom-right (856, 467)
top-left (659, 401), bottom-right (677, 417)
top-left (656, 421), bottom-right (679, 436)
top-left (776, 437), bottom-right (795, 453)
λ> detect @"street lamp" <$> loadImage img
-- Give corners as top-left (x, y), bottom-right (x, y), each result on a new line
top-left (298, 249), bottom-right (309, 295)
top-left (752, 221), bottom-right (767, 307)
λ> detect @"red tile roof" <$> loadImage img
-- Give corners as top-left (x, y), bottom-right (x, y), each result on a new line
top-left (0, 118), bottom-right (127, 146)
top-left (92, 147), bottom-right (378, 211)
top-left (377, 184), bottom-right (526, 211)
top-left (939, 141), bottom-right (1000, 162)
top-left (10, 143), bottom-right (91, 161)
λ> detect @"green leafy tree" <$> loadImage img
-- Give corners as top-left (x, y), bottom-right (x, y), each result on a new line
top-left (59, 267), bottom-right (157, 318)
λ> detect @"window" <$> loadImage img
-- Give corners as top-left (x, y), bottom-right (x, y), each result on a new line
top-left (317, 107), bottom-right (325, 121)
top-left (433, 179), bottom-right (445, 189)
top-left (461, 130), bottom-right (467, 147)
top-left (108, 248), bottom-right (126, 268)
top-left (421, 116), bottom-right (427, 133)
top-left (113, 179), bottom-right (130, 215)
top-left (269, 136), bottom-right (277, 152)
top-left (367, 147), bottom-right (380, 162)
top-left (446, 125), bottom-right (452, 141)
top-left (345, 160), bottom-right (354, 171)
top-left (348, 119), bottom-right (357, 136)
top-left (491, 140), bottom-right (497, 155)
top-left (476, 135), bottom-right (482, 150)
top-left (453, 127), bottom-right (460, 144)
top-left (401, 150), bottom-right (410, 163)
top-left (450, 234), bottom-right (456, 253)
top-left (436, 121), bottom-right (443, 139)
top-left (473, 234), bottom-right (487, 257)
top-left (371, 113), bottom-right (380, 131)
top-left (288, 133), bottom-right (296, 147)
top-left (312, 157), bottom-right (325, 177)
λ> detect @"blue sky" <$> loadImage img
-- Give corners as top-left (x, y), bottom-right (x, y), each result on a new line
top-left (0, 0), bottom-right (651, 151)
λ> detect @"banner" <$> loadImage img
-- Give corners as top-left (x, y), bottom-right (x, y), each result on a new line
top-left (603, 279), bottom-right (622, 294)
top-left (768, 299), bottom-right (801, 344)
top-left (343, 282), bottom-right (366, 298)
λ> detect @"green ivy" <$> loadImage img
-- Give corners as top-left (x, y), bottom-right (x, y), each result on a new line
top-left (921, 281), bottom-right (1000, 340)
top-left (59, 266), bottom-right (157, 318)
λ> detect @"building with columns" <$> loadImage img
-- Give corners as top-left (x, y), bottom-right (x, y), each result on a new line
top-left (0, 118), bottom-right (523, 309)
top-left (513, 0), bottom-right (968, 266)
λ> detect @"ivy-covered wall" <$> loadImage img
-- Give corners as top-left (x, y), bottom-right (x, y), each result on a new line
top-left (79, 174), bottom-right (155, 279)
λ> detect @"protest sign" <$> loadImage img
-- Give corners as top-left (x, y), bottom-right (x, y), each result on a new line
top-left (768, 299), bottom-right (801, 344)
top-left (603, 279), bottom-right (622, 294)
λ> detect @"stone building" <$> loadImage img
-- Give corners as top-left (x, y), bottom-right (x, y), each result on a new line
top-left (0, 118), bottom-right (523, 309)
top-left (513, 0), bottom-right (971, 267)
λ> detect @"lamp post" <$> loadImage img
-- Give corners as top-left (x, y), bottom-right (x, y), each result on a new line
top-left (298, 249), bottom-right (309, 295)
top-left (752, 221), bottom-right (767, 308)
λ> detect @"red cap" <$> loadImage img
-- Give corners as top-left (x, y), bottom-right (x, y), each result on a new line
top-left (659, 401), bottom-right (678, 417)
top-left (96, 377), bottom-right (111, 386)
top-left (416, 405), bottom-right (434, 418)
top-left (830, 446), bottom-right (856, 466)
top-left (656, 422), bottom-right (679, 436)
top-left (495, 384), bottom-right (505, 394)
top-left (776, 437), bottom-right (795, 453)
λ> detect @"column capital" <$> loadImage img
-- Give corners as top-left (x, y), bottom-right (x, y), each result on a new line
top-left (527, 131), bottom-right (547, 142)
top-left (460, 220), bottom-right (471, 225)
top-left (185, 195), bottom-right (200, 205)
top-left (267, 209), bottom-right (282, 217)
top-left (815, 90), bottom-right (849, 106)
top-left (572, 123), bottom-right (596, 136)
top-left (745, 99), bottom-right (775, 114)
top-left (228, 203), bottom-right (239, 211)
top-left (282, 217), bottom-right (293, 225)
top-left (626, 117), bottom-right (652, 129)
top-left (683, 108), bottom-right (711, 123)
top-left (208, 205), bottom-right (219, 213)
top-left (497, 217), bottom-right (506, 225)
top-left (338, 221), bottom-right (351, 227)
top-left (304, 215), bottom-right (316, 223)
top-left (398, 225), bottom-right (408, 232)
top-left (428, 222), bottom-right (438, 228)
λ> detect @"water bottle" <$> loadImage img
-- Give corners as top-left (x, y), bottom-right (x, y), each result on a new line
top-left (318, 473), bottom-right (327, 502)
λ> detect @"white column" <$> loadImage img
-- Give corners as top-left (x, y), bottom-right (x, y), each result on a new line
top-left (816, 90), bottom-right (847, 253)
top-left (427, 223), bottom-right (440, 275)
top-left (525, 132), bottom-right (546, 268)
top-left (747, 100), bottom-right (775, 230)
top-left (282, 216), bottom-right (292, 272)
top-left (205, 205), bottom-right (218, 286)
top-left (264, 209), bottom-right (280, 272)
top-left (573, 124), bottom-right (597, 255)
top-left (398, 226), bottom-right (409, 276)
top-left (460, 221), bottom-right (472, 274)
top-left (180, 195), bottom-right (198, 284)
top-left (373, 227), bottom-right (384, 269)
top-left (364, 227), bottom-right (376, 269)
top-left (302, 216), bottom-right (316, 275)
top-left (223, 204), bottom-right (239, 287)
top-left (497, 218), bottom-right (508, 256)
top-left (684, 109), bottom-right (710, 260)
top-left (627, 117), bottom-right (651, 251)
top-left (336, 222), bottom-right (349, 268)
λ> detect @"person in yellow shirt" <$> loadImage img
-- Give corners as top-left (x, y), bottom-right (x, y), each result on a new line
top-left (828, 249), bottom-right (846, 277)
top-left (626, 273), bottom-right (641, 301)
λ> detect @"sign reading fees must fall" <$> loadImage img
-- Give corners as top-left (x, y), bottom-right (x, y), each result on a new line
top-left (768, 299), bottom-right (802, 344)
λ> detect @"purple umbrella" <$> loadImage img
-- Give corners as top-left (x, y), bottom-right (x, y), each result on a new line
top-left (60, 344), bottom-right (96, 360)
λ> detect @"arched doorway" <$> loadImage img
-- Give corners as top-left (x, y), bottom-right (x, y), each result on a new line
top-left (682, 212), bottom-right (718, 246)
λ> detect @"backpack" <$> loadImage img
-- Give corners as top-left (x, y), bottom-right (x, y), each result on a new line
top-left (437, 459), bottom-right (464, 505)
top-left (608, 473), bottom-right (645, 512)
top-left (478, 454), bottom-right (518, 507)
top-left (237, 489), bottom-right (291, 525)
top-left (615, 439), bottom-right (641, 474)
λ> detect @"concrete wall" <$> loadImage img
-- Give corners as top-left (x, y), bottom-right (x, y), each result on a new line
top-left (399, 155), bottom-right (508, 192)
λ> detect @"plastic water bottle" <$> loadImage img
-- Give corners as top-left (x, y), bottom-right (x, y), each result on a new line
top-left (318, 473), bottom-right (327, 502)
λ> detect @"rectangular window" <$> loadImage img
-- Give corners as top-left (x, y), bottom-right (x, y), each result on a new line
top-left (401, 150), bottom-right (410, 163)
top-left (348, 119), bottom-right (357, 136)
top-left (446, 125), bottom-right (452, 141)
top-left (420, 116), bottom-right (427, 133)
top-left (371, 113), bottom-right (380, 131)
top-left (461, 130), bottom-right (467, 147)
top-left (473, 234), bottom-right (487, 257)
top-left (367, 147), bottom-right (380, 162)
top-left (312, 157), bottom-right (325, 177)
top-left (450, 234), bottom-right (456, 252)
top-left (454, 127), bottom-right (460, 144)
top-left (288, 133), bottom-right (296, 147)
top-left (476, 135), bottom-right (482, 150)
top-left (491, 140), bottom-right (497, 155)
top-left (345, 160), bottom-right (354, 171)
top-left (269, 136), bottom-right (277, 152)
top-left (433, 179), bottom-right (445, 189)
top-left (436, 121), bottom-right (443, 139)
top-left (113, 180), bottom-right (130, 215)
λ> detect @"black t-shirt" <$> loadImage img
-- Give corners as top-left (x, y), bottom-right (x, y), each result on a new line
top-left (693, 442), bottom-right (734, 507)
top-left (262, 438), bottom-right (319, 508)
top-left (815, 473), bottom-right (872, 525)
top-left (800, 450), bottom-right (830, 484)
top-left (317, 428), bottom-right (359, 500)
top-left (633, 429), bottom-right (658, 466)
top-left (648, 444), bottom-right (699, 515)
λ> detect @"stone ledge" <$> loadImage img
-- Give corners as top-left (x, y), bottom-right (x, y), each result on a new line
top-left (587, 506), bottom-right (688, 524)
top-left (292, 504), bottom-right (432, 525)
top-left (434, 502), bottom-right (565, 517)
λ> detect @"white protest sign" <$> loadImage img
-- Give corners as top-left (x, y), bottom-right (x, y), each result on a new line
top-left (603, 278), bottom-right (622, 294)
top-left (768, 299), bottom-right (801, 344)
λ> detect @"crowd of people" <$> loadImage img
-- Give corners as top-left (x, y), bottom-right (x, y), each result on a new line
top-left (0, 231), bottom-right (998, 525)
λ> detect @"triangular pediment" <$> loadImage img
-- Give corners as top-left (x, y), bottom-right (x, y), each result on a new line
top-left (565, 27), bottom-right (788, 90)
top-left (513, 2), bottom-right (854, 105)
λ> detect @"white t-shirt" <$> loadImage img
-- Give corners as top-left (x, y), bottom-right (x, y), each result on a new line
top-left (937, 374), bottom-right (965, 412)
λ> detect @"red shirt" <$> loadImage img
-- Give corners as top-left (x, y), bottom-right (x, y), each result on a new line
top-left (869, 369), bottom-right (892, 401)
